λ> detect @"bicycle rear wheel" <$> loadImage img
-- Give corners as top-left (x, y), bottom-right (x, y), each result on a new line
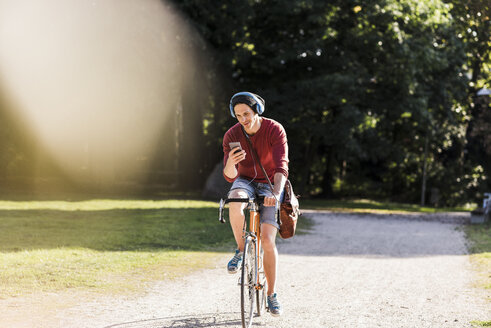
top-left (241, 236), bottom-right (257, 328)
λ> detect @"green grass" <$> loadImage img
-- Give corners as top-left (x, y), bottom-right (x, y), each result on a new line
top-left (295, 213), bottom-right (314, 234)
top-left (0, 199), bottom-right (234, 297)
top-left (301, 198), bottom-right (472, 213)
top-left (0, 198), bottom-right (314, 298)
top-left (471, 321), bottom-right (491, 327)
top-left (464, 222), bottom-right (491, 293)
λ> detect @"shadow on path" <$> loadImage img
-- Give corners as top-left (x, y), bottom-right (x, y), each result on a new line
top-left (103, 312), bottom-right (267, 328)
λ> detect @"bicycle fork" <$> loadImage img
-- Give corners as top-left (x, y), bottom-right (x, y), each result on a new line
top-left (250, 204), bottom-right (265, 293)
top-left (237, 203), bottom-right (264, 292)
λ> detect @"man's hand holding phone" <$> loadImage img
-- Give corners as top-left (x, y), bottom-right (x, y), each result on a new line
top-left (227, 142), bottom-right (246, 166)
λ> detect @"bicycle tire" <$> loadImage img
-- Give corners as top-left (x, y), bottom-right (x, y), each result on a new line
top-left (256, 247), bottom-right (267, 316)
top-left (241, 236), bottom-right (256, 328)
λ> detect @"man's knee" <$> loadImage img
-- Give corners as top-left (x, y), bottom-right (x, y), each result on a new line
top-left (228, 189), bottom-right (249, 214)
top-left (261, 232), bottom-right (276, 251)
top-left (228, 189), bottom-right (249, 198)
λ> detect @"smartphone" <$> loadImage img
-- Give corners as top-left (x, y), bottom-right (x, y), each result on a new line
top-left (229, 142), bottom-right (242, 153)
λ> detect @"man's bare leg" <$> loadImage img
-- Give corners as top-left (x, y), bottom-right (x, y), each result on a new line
top-left (261, 223), bottom-right (278, 295)
top-left (228, 189), bottom-right (249, 252)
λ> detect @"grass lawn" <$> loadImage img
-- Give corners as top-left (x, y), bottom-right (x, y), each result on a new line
top-left (0, 199), bottom-right (235, 297)
top-left (0, 197), bottom-right (313, 298)
top-left (465, 222), bottom-right (491, 327)
top-left (464, 222), bottom-right (491, 292)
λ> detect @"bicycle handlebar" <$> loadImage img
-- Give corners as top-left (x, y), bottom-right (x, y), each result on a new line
top-left (224, 197), bottom-right (265, 204)
top-left (218, 197), bottom-right (266, 224)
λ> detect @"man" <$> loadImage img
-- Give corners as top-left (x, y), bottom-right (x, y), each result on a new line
top-left (222, 91), bottom-right (289, 317)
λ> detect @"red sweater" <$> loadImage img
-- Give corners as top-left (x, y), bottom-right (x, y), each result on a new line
top-left (222, 118), bottom-right (289, 183)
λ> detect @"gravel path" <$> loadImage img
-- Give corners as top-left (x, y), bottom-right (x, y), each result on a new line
top-left (1, 211), bottom-right (490, 328)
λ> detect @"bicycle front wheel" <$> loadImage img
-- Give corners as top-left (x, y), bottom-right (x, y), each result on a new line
top-left (256, 246), bottom-right (267, 316)
top-left (241, 236), bottom-right (257, 328)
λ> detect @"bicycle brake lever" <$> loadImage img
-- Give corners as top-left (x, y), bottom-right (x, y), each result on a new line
top-left (218, 198), bottom-right (226, 223)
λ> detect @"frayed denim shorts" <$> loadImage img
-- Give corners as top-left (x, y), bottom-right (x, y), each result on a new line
top-left (228, 177), bottom-right (285, 229)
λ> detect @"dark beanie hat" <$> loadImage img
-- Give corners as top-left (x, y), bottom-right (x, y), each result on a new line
top-left (231, 93), bottom-right (265, 113)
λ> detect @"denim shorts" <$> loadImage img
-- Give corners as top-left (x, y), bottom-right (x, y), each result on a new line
top-left (228, 177), bottom-right (285, 229)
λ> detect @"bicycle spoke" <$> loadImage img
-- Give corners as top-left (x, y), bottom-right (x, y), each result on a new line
top-left (256, 246), bottom-right (267, 316)
top-left (241, 237), bottom-right (256, 328)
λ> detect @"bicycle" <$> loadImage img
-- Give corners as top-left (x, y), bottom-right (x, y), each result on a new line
top-left (219, 197), bottom-right (268, 328)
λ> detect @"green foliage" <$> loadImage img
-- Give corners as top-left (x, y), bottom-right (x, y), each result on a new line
top-left (447, 0), bottom-right (491, 204)
top-left (177, 0), bottom-right (481, 205)
top-left (0, 0), bottom-right (489, 205)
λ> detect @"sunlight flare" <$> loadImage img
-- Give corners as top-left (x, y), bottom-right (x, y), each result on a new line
top-left (0, 0), bottom-right (201, 188)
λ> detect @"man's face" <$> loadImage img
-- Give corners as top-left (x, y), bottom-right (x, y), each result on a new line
top-left (234, 103), bottom-right (258, 130)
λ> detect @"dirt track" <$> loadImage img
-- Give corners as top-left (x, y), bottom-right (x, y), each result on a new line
top-left (1, 211), bottom-right (490, 328)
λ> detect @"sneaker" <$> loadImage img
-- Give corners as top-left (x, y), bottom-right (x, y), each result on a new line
top-left (227, 249), bottom-right (243, 274)
top-left (267, 293), bottom-right (282, 317)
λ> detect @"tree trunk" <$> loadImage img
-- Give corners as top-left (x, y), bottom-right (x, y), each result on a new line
top-left (180, 89), bottom-right (206, 190)
top-left (420, 131), bottom-right (429, 206)
top-left (297, 136), bottom-right (319, 196)
top-left (321, 147), bottom-right (335, 198)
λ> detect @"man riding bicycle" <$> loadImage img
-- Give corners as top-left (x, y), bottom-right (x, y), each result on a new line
top-left (222, 91), bottom-right (289, 317)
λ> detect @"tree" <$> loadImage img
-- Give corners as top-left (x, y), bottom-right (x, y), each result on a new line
top-left (449, 0), bottom-right (491, 202)
top-left (175, 0), bottom-right (474, 204)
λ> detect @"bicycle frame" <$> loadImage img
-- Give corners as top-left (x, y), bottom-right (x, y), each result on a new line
top-left (247, 200), bottom-right (261, 286)
top-left (219, 198), bottom-right (263, 287)
top-left (219, 197), bottom-right (268, 325)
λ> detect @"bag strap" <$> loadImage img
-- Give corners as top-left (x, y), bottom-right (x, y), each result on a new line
top-left (241, 126), bottom-right (281, 225)
top-left (241, 127), bottom-right (275, 195)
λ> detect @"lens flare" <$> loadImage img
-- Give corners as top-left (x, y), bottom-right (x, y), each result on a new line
top-left (0, 0), bottom-right (202, 190)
